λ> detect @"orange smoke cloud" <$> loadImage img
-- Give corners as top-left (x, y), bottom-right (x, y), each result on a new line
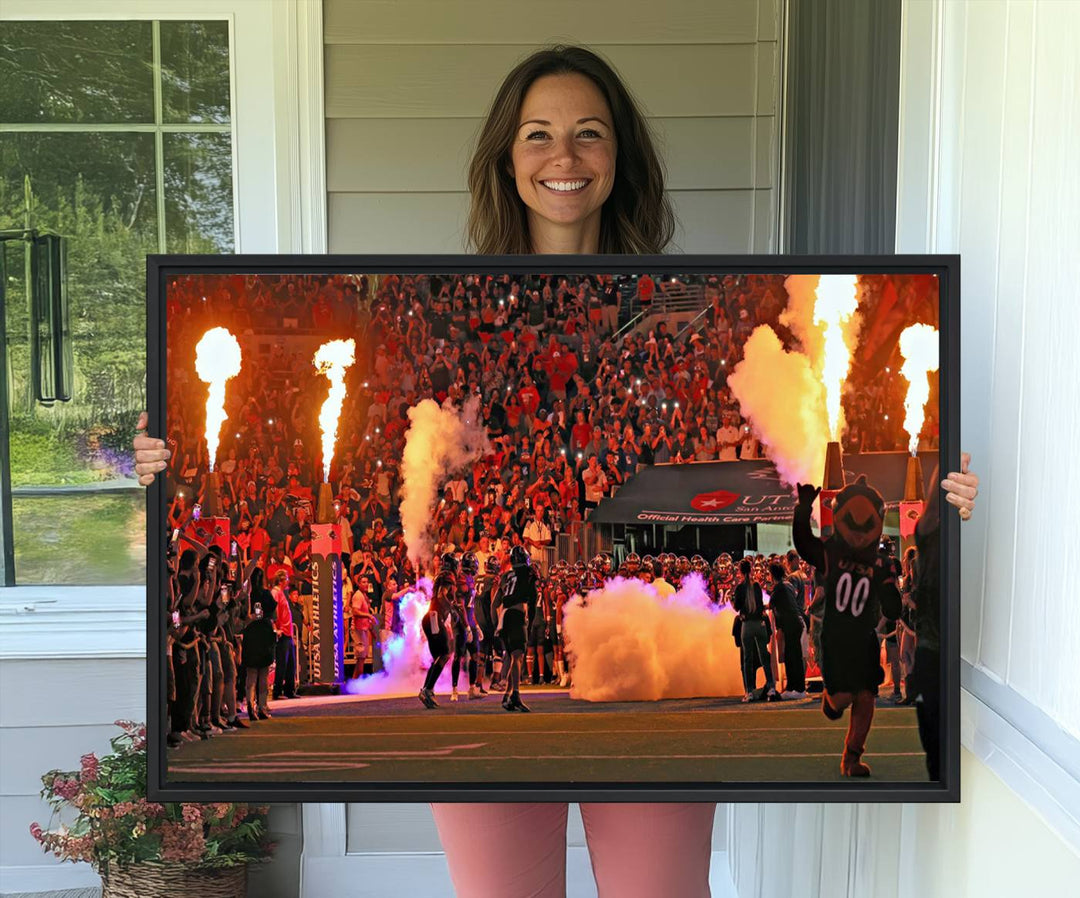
top-left (563, 573), bottom-right (744, 701)
top-left (727, 325), bottom-right (829, 488)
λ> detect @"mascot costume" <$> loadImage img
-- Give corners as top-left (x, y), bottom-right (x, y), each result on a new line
top-left (794, 476), bottom-right (901, 776)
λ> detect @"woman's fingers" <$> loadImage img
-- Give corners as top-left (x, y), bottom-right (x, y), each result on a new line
top-left (940, 475), bottom-right (978, 500)
top-left (133, 432), bottom-right (166, 449)
top-left (135, 447), bottom-right (171, 464)
top-left (133, 410), bottom-right (170, 469)
top-left (943, 490), bottom-right (975, 515)
top-left (948, 453), bottom-right (979, 520)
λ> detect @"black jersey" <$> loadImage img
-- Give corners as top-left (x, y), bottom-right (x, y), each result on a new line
top-left (430, 570), bottom-right (456, 617)
top-left (474, 576), bottom-right (496, 629)
top-left (712, 573), bottom-right (734, 603)
top-left (794, 505), bottom-right (900, 635)
top-left (455, 573), bottom-right (475, 611)
top-left (532, 584), bottom-right (552, 627)
top-left (495, 566), bottom-right (538, 619)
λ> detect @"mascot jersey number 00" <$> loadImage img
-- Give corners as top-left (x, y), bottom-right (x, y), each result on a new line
top-left (793, 476), bottom-right (902, 777)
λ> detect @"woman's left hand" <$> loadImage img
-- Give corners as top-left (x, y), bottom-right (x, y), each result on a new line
top-left (133, 411), bottom-right (171, 486)
top-left (941, 451), bottom-right (979, 520)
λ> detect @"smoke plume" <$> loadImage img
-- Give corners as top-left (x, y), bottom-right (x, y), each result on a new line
top-left (779, 274), bottom-right (824, 370)
top-left (343, 579), bottom-right (460, 696)
top-left (563, 573), bottom-right (745, 701)
top-left (400, 395), bottom-right (489, 567)
top-left (727, 325), bottom-right (829, 488)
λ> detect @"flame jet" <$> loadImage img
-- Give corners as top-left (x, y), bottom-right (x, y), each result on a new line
top-left (194, 327), bottom-right (242, 471)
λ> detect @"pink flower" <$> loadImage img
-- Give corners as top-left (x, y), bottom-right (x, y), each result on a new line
top-left (29, 822), bottom-right (43, 842)
top-left (63, 834), bottom-right (96, 864)
top-left (181, 805), bottom-right (203, 825)
top-left (207, 802), bottom-right (233, 820)
top-left (52, 777), bottom-right (80, 801)
top-left (137, 799), bottom-right (166, 818)
top-left (80, 753), bottom-right (100, 782)
top-left (160, 822), bottom-right (206, 863)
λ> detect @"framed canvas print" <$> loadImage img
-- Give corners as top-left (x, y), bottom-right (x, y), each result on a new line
top-left (146, 254), bottom-right (960, 803)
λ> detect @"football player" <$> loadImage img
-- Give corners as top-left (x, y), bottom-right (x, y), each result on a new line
top-left (418, 552), bottom-right (457, 709)
top-left (493, 545), bottom-right (538, 712)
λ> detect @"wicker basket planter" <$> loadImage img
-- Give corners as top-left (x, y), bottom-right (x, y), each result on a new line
top-left (32, 727), bottom-right (273, 892)
top-left (101, 862), bottom-right (247, 898)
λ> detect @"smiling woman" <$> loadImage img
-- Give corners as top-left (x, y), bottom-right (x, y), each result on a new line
top-left (509, 73), bottom-right (617, 253)
top-left (465, 45), bottom-right (674, 255)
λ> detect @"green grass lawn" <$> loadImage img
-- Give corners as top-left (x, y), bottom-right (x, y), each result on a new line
top-left (12, 491), bottom-right (146, 585)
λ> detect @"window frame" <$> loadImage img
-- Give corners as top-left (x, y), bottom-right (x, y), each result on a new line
top-left (1, 20), bottom-right (237, 254)
top-left (0, 0), bottom-right (327, 590)
top-left (2, 0), bottom-right (327, 256)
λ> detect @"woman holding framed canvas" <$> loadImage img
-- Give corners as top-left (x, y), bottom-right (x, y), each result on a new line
top-left (135, 44), bottom-right (979, 898)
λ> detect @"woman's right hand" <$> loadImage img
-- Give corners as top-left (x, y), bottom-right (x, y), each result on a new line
top-left (133, 410), bottom-right (171, 487)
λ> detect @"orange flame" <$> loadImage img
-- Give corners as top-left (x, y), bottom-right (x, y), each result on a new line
top-left (813, 275), bottom-right (860, 440)
top-left (898, 324), bottom-right (939, 456)
top-left (313, 339), bottom-right (356, 483)
top-left (194, 328), bottom-right (242, 471)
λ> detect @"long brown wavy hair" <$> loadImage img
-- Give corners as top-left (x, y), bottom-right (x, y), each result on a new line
top-left (466, 45), bottom-right (676, 255)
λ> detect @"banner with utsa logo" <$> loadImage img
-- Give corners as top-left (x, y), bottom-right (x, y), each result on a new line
top-left (586, 452), bottom-right (938, 525)
top-left (679, 487), bottom-right (793, 524)
top-left (311, 523), bottom-right (345, 684)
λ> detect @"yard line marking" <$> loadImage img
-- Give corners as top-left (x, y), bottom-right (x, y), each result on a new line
top-left (175, 751), bottom-right (927, 764)
top-left (272, 701), bottom-right (914, 710)
top-left (265, 709), bottom-right (917, 725)
top-left (218, 724), bottom-right (917, 738)
top-left (445, 751), bottom-right (928, 760)
top-left (170, 761), bottom-right (370, 771)
top-left (171, 764), bottom-right (368, 774)
top-left (254, 744), bottom-right (486, 757)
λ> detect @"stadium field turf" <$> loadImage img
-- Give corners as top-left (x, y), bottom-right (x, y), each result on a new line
top-left (166, 688), bottom-right (929, 784)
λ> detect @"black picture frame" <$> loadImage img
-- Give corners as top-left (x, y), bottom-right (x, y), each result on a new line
top-left (147, 253), bottom-right (960, 804)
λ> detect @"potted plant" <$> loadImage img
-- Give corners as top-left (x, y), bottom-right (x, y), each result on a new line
top-left (30, 720), bottom-right (274, 897)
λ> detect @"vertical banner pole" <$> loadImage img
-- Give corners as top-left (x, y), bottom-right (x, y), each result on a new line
top-left (311, 520), bottom-right (344, 688)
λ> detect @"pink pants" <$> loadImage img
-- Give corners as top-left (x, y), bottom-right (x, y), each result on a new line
top-left (431, 802), bottom-right (716, 898)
